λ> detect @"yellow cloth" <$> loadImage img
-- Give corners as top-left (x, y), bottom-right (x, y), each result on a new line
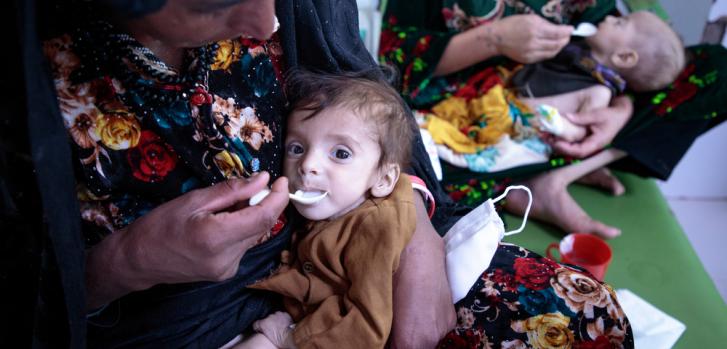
top-left (425, 84), bottom-right (516, 154)
top-left (250, 176), bottom-right (415, 349)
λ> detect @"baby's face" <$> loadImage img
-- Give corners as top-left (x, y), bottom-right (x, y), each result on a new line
top-left (283, 106), bottom-right (383, 221)
top-left (586, 12), bottom-right (661, 54)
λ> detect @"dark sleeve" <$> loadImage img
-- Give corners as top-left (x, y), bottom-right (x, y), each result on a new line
top-left (379, 0), bottom-right (456, 100)
top-left (277, 0), bottom-right (470, 234)
top-left (276, 0), bottom-right (377, 73)
top-left (1, 0), bottom-right (86, 347)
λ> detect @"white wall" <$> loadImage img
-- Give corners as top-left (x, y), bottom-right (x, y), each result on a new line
top-left (655, 0), bottom-right (727, 199)
top-left (660, 0), bottom-right (711, 45)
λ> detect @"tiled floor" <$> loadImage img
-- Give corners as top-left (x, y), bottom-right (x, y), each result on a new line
top-left (661, 197), bottom-right (727, 303)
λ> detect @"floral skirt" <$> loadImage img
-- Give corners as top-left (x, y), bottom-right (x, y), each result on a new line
top-left (437, 243), bottom-right (633, 349)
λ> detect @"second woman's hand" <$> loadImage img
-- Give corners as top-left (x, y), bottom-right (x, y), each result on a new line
top-left (435, 14), bottom-right (573, 76)
top-left (85, 172), bottom-right (290, 309)
top-left (491, 14), bottom-right (573, 63)
top-left (551, 95), bottom-right (633, 158)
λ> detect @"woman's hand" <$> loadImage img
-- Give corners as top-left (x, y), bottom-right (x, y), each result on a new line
top-left (551, 95), bottom-right (633, 158)
top-left (491, 14), bottom-right (573, 63)
top-left (85, 172), bottom-right (290, 309)
top-left (435, 14), bottom-right (572, 76)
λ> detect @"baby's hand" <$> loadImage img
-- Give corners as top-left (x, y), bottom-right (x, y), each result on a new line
top-left (253, 311), bottom-right (296, 348)
top-left (535, 104), bottom-right (586, 142)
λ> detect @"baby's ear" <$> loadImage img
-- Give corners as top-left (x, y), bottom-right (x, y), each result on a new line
top-left (610, 47), bottom-right (639, 69)
top-left (370, 163), bottom-right (400, 198)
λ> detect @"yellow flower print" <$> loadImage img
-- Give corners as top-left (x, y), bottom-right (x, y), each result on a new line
top-left (550, 268), bottom-right (610, 318)
top-left (94, 110), bottom-right (141, 150)
top-left (511, 313), bottom-right (574, 349)
top-left (214, 150), bottom-right (246, 178)
top-left (211, 39), bottom-right (242, 71)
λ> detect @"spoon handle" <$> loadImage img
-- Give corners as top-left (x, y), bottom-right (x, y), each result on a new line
top-left (249, 189), bottom-right (271, 206)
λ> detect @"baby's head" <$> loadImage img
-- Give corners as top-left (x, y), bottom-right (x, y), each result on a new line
top-left (586, 11), bottom-right (685, 92)
top-left (283, 69), bottom-right (414, 221)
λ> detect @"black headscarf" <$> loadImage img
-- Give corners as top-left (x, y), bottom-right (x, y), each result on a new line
top-left (2, 1), bottom-right (166, 346)
top-left (102, 0), bottom-right (166, 18)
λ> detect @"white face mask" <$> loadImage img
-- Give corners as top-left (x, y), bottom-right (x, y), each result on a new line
top-left (444, 185), bottom-right (532, 303)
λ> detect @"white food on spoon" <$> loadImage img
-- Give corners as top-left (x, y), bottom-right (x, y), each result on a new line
top-left (571, 22), bottom-right (597, 37)
top-left (249, 189), bottom-right (328, 206)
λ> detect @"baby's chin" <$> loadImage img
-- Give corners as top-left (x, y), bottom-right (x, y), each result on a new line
top-left (293, 202), bottom-right (336, 221)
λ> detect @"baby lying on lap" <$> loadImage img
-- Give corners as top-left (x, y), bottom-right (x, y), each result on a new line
top-left (517, 11), bottom-right (685, 142)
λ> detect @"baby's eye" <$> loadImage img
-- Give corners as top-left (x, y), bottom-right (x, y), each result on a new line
top-left (333, 149), bottom-right (351, 159)
top-left (287, 143), bottom-right (304, 156)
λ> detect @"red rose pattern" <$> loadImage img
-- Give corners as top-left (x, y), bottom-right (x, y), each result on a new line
top-left (574, 335), bottom-right (613, 349)
top-left (127, 130), bottom-right (178, 182)
top-left (513, 257), bottom-right (558, 290)
top-left (190, 86), bottom-right (213, 106)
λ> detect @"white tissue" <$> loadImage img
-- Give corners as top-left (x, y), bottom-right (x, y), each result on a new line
top-left (615, 289), bottom-right (686, 349)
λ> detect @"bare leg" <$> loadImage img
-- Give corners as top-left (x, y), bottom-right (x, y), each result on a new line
top-left (576, 167), bottom-right (625, 196)
top-left (504, 149), bottom-right (627, 239)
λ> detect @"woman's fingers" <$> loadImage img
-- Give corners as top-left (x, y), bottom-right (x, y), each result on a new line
top-left (220, 176), bottom-right (289, 243)
top-left (496, 14), bottom-right (573, 63)
top-left (551, 137), bottom-right (602, 158)
top-left (563, 111), bottom-right (601, 126)
top-left (537, 23), bottom-right (574, 40)
top-left (193, 173), bottom-right (270, 213)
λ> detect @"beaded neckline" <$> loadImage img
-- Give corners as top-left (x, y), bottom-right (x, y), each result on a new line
top-left (71, 20), bottom-right (219, 107)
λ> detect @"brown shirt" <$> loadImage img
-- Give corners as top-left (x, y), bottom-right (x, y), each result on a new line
top-left (251, 176), bottom-right (416, 349)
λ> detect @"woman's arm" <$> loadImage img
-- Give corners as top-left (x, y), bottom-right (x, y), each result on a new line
top-left (434, 14), bottom-right (573, 76)
top-left (390, 194), bottom-right (455, 349)
top-left (85, 173), bottom-right (289, 309)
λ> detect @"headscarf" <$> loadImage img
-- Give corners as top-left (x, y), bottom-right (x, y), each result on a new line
top-left (101, 0), bottom-right (166, 18)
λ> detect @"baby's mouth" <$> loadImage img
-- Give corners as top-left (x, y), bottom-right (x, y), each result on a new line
top-left (288, 188), bottom-right (328, 205)
top-left (294, 189), bottom-right (326, 197)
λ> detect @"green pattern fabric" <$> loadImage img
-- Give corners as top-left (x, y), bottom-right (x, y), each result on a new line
top-left (379, 0), bottom-right (615, 108)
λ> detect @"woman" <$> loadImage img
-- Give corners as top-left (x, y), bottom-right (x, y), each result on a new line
top-left (5, 0), bottom-right (634, 348)
top-left (382, 1), bottom-right (638, 347)
top-left (7, 0), bottom-right (454, 347)
top-left (379, 0), bottom-right (702, 238)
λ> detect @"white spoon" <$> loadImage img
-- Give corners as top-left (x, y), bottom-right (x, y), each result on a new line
top-left (249, 189), bottom-right (328, 206)
top-left (571, 22), bottom-right (597, 37)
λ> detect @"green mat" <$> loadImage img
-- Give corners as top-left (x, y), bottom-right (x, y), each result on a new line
top-left (503, 172), bottom-right (727, 348)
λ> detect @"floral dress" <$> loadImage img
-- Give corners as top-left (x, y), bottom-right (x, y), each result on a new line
top-left (437, 243), bottom-right (632, 348)
top-left (382, 2), bottom-right (637, 348)
top-left (43, 21), bottom-right (291, 348)
top-left (43, 21), bottom-right (287, 246)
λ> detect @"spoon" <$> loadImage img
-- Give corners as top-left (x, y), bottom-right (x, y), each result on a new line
top-left (571, 22), bottom-right (597, 37)
top-left (249, 189), bottom-right (328, 206)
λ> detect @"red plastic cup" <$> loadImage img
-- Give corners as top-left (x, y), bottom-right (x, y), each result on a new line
top-left (546, 233), bottom-right (612, 281)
